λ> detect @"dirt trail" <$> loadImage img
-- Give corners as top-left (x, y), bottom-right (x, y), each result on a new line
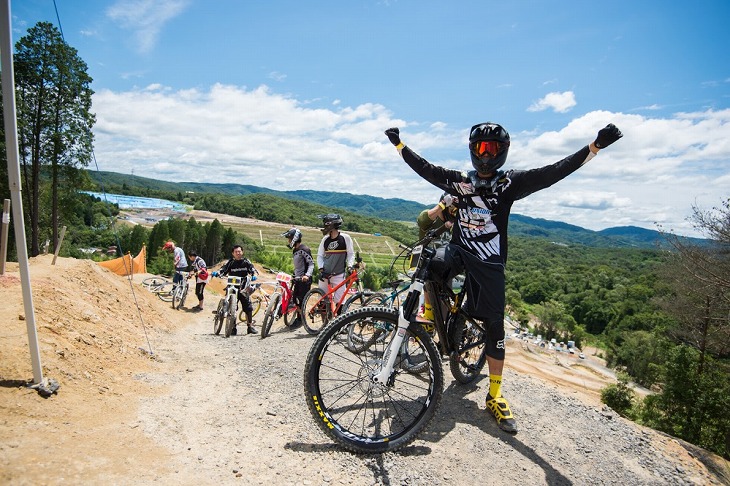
top-left (0, 256), bottom-right (727, 485)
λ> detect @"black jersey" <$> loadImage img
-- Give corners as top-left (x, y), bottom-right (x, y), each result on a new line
top-left (219, 258), bottom-right (256, 288)
top-left (401, 145), bottom-right (594, 266)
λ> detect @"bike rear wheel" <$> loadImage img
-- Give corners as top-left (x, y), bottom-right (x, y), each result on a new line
top-left (239, 294), bottom-right (264, 322)
top-left (142, 276), bottom-right (168, 290)
top-left (341, 291), bottom-right (369, 314)
top-left (304, 307), bottom-right (443, 453)
top-left (224, 299), bottom-right (237, 338)
top-left (156, 282), bottom-right (174, 302)
top-left (302, 288), bottom-right (328, 335)
top-left (448, 313), bottom-right (488, 384)
top-left (213, 298), bottom-right (225, 335)
top-left (260, 292), bottom-right (281, 339)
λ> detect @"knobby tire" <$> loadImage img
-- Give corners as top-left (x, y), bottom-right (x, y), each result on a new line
top-left (303, 307), bottom-right (443, 454)
top-left (302, 288), bottom-right (328, 335)
top-left (447, 313), bottom-right (488, 384)
top-left (224, 298), bottom-right (236, 338)
top-left (213, 299), bottom-right (225, 335)
top-left (260, 292), bottom-right (281, 339)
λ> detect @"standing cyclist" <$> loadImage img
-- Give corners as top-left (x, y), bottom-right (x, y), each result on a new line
top-left (385, 122), bottom-right (622, 433)
top-left (215, 245), bottom-right (258, 335)
top-left (281, 228), bottom-right (315, 328)
top-left (316, 214), bottom-right (356, 308)
top-left (162, 241), bottom-right (187, 288)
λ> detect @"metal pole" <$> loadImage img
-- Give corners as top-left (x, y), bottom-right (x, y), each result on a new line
top-left (0, 0), bottom-right (44, 384)
top-left (1, 198), bottom-right (9, 274)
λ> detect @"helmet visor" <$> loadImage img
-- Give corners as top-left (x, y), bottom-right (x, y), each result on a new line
top-left (470, 140), bottom-right (502, 159)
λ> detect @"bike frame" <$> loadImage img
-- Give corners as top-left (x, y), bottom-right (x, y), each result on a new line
top-left (313, 268), bottom-right (360, 315)
top-left (272, 273), bottom-right (301, 317)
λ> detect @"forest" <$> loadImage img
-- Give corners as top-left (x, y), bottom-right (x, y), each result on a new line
top-left (0, 21), bottom-right (728, 459)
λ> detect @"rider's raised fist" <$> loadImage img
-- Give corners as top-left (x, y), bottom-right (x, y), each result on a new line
top-left (594, 123), bottom-right (622, 149)
top-left (385, 127), bottom-right (401, 146)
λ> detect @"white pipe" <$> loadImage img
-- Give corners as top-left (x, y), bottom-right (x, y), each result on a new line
top-left (0, 0), bottom-right (44, 384)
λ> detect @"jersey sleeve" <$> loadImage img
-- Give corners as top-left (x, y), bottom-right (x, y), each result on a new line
top-left (401, 146), bottom-right (466, 191)
top-left (506, 145), bottom-right (593, 201)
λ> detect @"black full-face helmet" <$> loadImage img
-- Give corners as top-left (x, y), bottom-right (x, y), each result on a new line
top-left (318, 213), bottom-right (343, 234)
top-left (281, 228), bottom-right (302, 249)
top-left (468, 122), bottom-right (510, 175)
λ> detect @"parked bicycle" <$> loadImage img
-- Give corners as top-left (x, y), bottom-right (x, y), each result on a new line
top-left (301, 253), bottom-right (369, 335)
top-left (347, 278), bottom-right (410, 352)
top-left (213, 274), bottom-right (252, 338)
top-left (303, 228), bottom-right (489, 453)
top-left (260, 272), bottom-right (303, 339)
top-left (237, 280), bottom-right (269, 323)
top-left (142, 276), bottom-right (175, 302)
top-left (172, 270), bottom-right (192, 310)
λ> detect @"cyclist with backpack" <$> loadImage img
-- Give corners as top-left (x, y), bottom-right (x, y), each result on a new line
top-left (214, 245), bottom-right (258, 335)
top-left (281, 228), bottom-right (315, 328)
top-left (316, 214), bottom-right (356, 308)
top-left (385, 122), bottom-right (622, 434)
top-left (187, 250), bottom-right (208, 311)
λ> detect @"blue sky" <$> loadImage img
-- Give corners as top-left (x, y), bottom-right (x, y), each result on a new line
top-left (10, 0), bottom-right (730, 237)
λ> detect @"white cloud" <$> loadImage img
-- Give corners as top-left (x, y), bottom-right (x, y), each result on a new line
top-left (106, 0), bottom-right (190, 53)
top-left (527, 91), bottom-right (577, 113)
top-left (90, 85), bottom-right (730, 237)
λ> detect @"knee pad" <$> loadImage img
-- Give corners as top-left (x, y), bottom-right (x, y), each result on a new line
top-left (485, 318), bottom-right (506, 360)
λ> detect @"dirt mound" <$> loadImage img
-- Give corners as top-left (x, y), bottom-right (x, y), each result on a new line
top-left (0, 256), bottom-right (727, 485)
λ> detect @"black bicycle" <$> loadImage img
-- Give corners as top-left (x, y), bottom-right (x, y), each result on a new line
top-left (303, 229), bottom-right (489, 453)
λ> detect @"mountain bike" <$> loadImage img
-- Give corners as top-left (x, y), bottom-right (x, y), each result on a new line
top-left (172, 270), bottom-right (192, 310)
top-left (301, 254), bottom-right (369, 335)
top-left (142, 276), bottom-right (175, 302)
top-left (213, 274), bottom-right (251, 338)
top-left (303, 229), bottom-right (489, 453)
top-left (260, 272), bottom-right (303, 339)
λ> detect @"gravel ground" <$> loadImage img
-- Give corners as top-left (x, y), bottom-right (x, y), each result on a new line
top-left (1, 257), bottom-right (727, 485)
top-left (133, 314), bottom-right (727, 486)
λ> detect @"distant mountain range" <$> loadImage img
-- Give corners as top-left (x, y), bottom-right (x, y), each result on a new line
top-left (89, 171), bottom-right (703, 249)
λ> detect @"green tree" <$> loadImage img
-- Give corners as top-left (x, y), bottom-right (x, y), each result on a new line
top-left (640, 345), bottom-right (729, 458)
top-left (659, 199), bottom-right (730, 370)
top-left (14, 21), bottom-right (95, 256)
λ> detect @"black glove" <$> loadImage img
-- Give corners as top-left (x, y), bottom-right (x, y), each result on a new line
top-left (594, 123), bottom-right (623, 149)
top-left (384, 127), bottom-right (401, 146)
top-left (318, 269), bottom-right (330, 281)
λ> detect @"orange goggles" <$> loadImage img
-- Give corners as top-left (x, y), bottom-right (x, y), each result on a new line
top-left (470, 140), bottom-right (502, 158)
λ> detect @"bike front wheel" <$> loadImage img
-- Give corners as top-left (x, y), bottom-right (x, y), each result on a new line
top-left (302, 288), bottom-right (328, 335)
top-left (224, 299), bottom-right (237, 338)
top-left (172, 284), bottom-right (182, 309)
top-left (260, 292), bottom-right (281, 339)
top-left (283, 305), bottom-right (301, 328)
top-left (213, 298), bottom-right (225, 335)
top-left (156, 282), bottom-right (174, 302)
top-left (304, 307), bottom-right (443, 454)
top-left (448, 313), bottom-right (488, 384)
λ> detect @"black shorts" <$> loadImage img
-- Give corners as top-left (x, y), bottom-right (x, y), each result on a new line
top-left (431, 244), bottom-right (506, 360)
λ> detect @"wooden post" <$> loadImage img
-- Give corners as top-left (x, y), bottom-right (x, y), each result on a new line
top-left (51, 225), bottom-right (66, 265)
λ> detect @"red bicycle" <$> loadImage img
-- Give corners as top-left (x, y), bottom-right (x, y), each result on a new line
top-left (260, 272), bottom-right (303, 339)
top-left (301, 256), bottom-right (368, 335)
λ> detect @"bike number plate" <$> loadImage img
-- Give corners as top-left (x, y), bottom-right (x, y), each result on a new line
top-left (227, 276), bottom-right (242, 286)
top-left (276, 272), bottom-right (292, 283)
top-left (409, 245), bottom-right (423, 269)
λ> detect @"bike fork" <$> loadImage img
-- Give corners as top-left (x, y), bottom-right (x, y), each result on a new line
top-left (370, 281), bottom-right (423, 384)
